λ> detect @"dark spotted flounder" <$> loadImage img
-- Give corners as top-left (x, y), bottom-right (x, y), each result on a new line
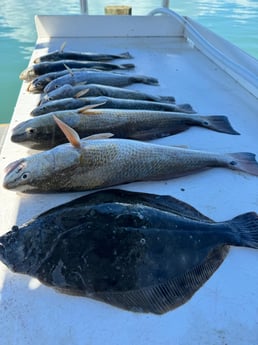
top-left (0, 189), bottom-right (258, 314)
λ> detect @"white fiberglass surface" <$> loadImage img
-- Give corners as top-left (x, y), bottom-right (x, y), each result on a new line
top-left (0, 16), bottom-right (257, 345)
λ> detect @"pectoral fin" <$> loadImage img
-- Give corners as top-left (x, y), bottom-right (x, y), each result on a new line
top-left (53, 115), bottom-right (81, 148)
top-left (78, 102), bottom-right (106, 114)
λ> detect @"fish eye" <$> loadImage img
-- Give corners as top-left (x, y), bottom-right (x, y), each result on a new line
top-left (54, 85), bottom-right (59, 89)
top-left (22, 173), bottom-right (29, 180)
top-left (27, 128), bottom-right (35, 134)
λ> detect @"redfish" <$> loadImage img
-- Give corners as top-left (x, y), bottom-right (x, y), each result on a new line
top-left (4, 118), bottom-right (258, 193)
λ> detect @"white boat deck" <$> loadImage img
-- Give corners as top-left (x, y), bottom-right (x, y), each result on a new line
top-left (0, 12), bottom-right (258, 345)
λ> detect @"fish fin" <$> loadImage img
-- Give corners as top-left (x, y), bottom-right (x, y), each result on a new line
top-left (53, 115), bottom-right (81, 148)
top-left (119, 52), bottom-right (133, 59)
top-left (60, 41), bottom-right (66, 52)
top-left (78, 103), bottom-right (106, 114)
top-left (95, 245), bottom-right (228, 314)
top-left (142, 76), bottom-right (159, 86)
top-left (82, 133), bottom-right (114, 140)
top-left (119, 63), bottom-right (135, 69)
top-left (79, 189), bottom-right (213, 222)
top-left (198, 116), bottom-right (240, 135)
top-left (64, 64), bottom-right (74, 76)
top-left (227, 212), bottom-right (258, 249)
top-left (159, 96), bottom-right (176, 103)
top-left (227, 152), bottom-right (258, 176)
top-left (177, 103), bottom-right (196, 113)
top-left (172, 145), bottom-right (188, 149)
top-left (75, 89), bottom-right (89, 98)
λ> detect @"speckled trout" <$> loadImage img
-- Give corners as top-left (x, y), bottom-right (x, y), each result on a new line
top-left (39, 83), bottom-right (176, 105)
top-left (30, 96), bottom-right (194, 116)
top-left (34, 50), bottom-right (132, 63)
top-left (4, 118), bottom-right (258, 193)
top-left (44, 70), bottom-right (159, 93)
top-left (20, 60), bottom-right (135, 81)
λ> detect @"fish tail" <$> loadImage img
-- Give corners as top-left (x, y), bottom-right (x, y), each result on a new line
top-left (177, 103), bottom-right (196, 113)
top-left (227, 152), bottom-right (258, 176)
top-left (159, 96), bottom-right (176, 103)
top-left (120, 63), bottom-right (135, 69)
top-left (136, 76), bottom-right (159, 85)
top-left (228, 212), bottom-right (258, 249)
top-left (119, 52), bottom-right (133, 59)
top-left (199, 116), bottom-right (240, 135)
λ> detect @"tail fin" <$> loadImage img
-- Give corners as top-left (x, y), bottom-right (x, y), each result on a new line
top-left (159, 96), bottom-right (176, 103)
top-left (119, 52), bottom-right (133, 59)
top-left (136, 76), bottom-right (159, 86)
top-left (199, 115), bottom-right (240, 135)
top-left (228, 212), bottom-right (258, 249)
top-left (228, 152), bottom-right (258, 176)
top-left (120, 64), bottom-right (135, 70)
top-left (177, 103), bottom-right (196, 113)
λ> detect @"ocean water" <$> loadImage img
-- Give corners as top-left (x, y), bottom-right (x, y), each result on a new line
top-left (0, 0), bottom-right (257, 124)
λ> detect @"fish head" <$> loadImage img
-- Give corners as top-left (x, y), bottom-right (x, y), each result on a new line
top-left (27, 76), bottom-right (52, 92)
top-left (43, 78), bottom-right (63, 93)
top-left (0, 220), bottom-right (56, 274)
top-left (41, 84), bottom-right (73, 104)
top-left (3, 158), bottom-right (37, 192)
top-left (19, 66), bottom-right (35, 81)
top-left (2, 149), bottom-right (57, 192)
top-left (0, 226), bottom-right (27, 272)
top-left (34, 51), bottom-right (59, 63)
top-left (11, 117), bottom-right (58, 150)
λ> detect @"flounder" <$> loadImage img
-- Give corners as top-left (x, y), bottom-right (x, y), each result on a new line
top-left (0, 189), bottom-right (257, 314)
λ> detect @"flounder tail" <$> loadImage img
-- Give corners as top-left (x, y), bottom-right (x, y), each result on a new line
top-left (228, 212), bottom-right (258, 249)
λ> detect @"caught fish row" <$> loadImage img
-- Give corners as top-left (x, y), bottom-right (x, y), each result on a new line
top-left (1, 45), bottom-right (258, 316)
top-left (13, 48), bottom-right (242, 152)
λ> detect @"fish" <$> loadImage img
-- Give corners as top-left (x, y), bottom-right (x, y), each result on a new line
top-left (30, 96), bottom-right (194, 116)
top-left (43, 70), bottom-right (159, 93)
top-left (0, 188), bottom-right (258, 314)
top-left (39, 83), bottom-right (176, 105)
top-left (4, 118), bottom-right (258, 193)
top-left (11, 108), bottom-right (239, 150)
top-left (27, 70), bottom-right (72, 93)
top-left (20, 60), bottom-right (135, 81)
top-left (34, 50), bottom-right (133, 63)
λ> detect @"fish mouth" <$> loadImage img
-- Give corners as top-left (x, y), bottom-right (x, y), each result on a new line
top-left (0, 242), bottom-right (6, 263)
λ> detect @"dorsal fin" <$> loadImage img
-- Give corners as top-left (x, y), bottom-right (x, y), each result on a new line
top-left (60, 41), bottom-right (66, 53)
top-left (53, 115), bottom-right (81, 148)
top-left (82, 133), bottom-right (114, 140)
top-left (75, 89), bottom-right (89, 98)
top-left (64, 64), bottom-right (74, 76)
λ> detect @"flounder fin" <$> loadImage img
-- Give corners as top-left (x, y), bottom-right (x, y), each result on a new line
top-left (78, 102), bottom-right (106, 114)
top-left (228, 212), bottom-right (258, 249)
top-left (75, 89), bottom-right (89, 98)
top-left (53, 115), bottom-right (81, 148)
top-left (95, 245), bottom-right (229, 314)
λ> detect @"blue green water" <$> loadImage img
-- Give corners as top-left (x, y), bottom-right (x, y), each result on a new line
top-left (0, 0), bottom-right (257, 123)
